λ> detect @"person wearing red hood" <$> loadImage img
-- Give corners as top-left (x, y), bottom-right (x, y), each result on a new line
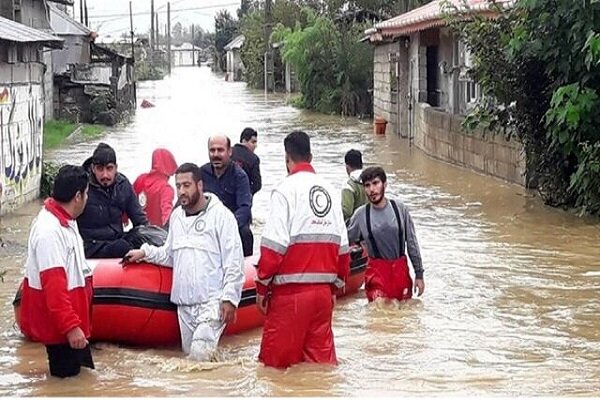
top-left (133, 148), bottom-right (178, 227)
top-left (20, 165), bottom-right (94, 378)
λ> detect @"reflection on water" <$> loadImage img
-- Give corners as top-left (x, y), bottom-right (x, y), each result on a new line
top-left (0, 67), bottom-right (599, 396)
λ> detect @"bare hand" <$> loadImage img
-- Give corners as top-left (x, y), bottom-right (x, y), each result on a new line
top-left (414, 278), bottom-right (425, 297)
top-left (331, 294), bottom-right (337, 309)
top-left (220, 301), bottom-right (236, 324)
top-left (66, 327), bottom-right (88, 349)
top-left (256, 293), bottom-right (268, 315)
top-left (122, 249), bottom-right (145, 265)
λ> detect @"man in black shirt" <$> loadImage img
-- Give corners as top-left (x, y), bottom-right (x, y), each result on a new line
top-left (232, 127), bottom-right (262, 195)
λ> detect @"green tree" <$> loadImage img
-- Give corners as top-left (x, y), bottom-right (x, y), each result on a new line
top-left (214, 10), bottom-right (239, 71)
top-left (447, 0), bottom-right (600, 214)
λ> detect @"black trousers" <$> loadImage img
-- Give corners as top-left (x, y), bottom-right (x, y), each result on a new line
top-left (239, 224), bottom-right (254, 257)
top-left (45, 344), bottom-right (94, 378)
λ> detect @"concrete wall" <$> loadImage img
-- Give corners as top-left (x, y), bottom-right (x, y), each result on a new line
top-left (43, 50), bottom-right (53, 120)
top-left (415, 103), bottom-right (526, 185)
top-left (0, 61), bottom-right (44, 216)
top-left (373, 42), bottom-right (399, 135)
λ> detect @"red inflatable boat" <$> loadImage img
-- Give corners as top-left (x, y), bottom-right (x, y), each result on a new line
top-left (14, 248), bottom-right (367, 347)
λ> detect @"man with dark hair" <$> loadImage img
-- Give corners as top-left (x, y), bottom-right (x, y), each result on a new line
top-left (232, 127), bottom-right (262, 195)
top-left (78, 142), bottom-right (148, 258)
top-left (342, 149), bottom-right (367, 224)
top-left (256, 130), bottom-right (350, 369)
top-left (125, 162), bottom-right (244, 361)
top-left (20, 165), bottom-right (95, 378)
top-left (201, 135), bottom-right (254, 256)
top-left (347, 166), bottom-right (425, 302)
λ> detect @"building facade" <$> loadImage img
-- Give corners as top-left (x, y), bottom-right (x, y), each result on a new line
top-left (0, 15), bottom-right (62, 215)
top-left (367, 0), bottom-right (525, 186)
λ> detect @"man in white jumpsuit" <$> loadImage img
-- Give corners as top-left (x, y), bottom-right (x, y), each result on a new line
top-left (125, 162), bottom-right (245, 360)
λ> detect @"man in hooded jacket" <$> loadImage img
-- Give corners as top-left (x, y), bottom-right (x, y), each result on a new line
top-left (133, 148), bottom-right (178, 227)
top-left (78, 143), bottom-right (148, 258)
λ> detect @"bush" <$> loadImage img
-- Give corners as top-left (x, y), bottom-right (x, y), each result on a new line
top-left (40, 161), bottom-right (62, 199)
top-left (447, 0), bottom-right (600, 215)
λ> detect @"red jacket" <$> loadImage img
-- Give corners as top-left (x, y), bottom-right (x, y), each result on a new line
top-left (256, 163), bottom-right (350, 296)
top-left (20, 199), bottom-right (93, 345)
top-left (133, 148), bottom-right (178, 226)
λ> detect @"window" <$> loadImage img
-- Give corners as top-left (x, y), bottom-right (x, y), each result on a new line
top-left (460, 44), bottom-right (481, 108)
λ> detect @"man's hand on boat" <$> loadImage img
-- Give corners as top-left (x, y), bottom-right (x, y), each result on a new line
top-left (121, 249), bottom-right (146, 266)
top-left (221, 301), bottom-right (236, 324)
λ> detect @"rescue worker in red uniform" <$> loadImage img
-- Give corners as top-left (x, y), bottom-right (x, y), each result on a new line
top-left (20, 165), bottom-right (94, 378)
top-left (256, 130), bottom-right (350, 369)
top-left (347, 166), bottom-right (425, 302)
top-left (133, 148), bottom-right (178, 227)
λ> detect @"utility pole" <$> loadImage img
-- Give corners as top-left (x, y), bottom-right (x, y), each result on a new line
top-left (79, 0), bottom-right (83, 24)
top-left (150, 0), bottom-right (155, 53)
top-left (155, 13), bottom-right (160, 51)
top-left (129, 1), bottom-right (135, 62)
top-left (191, 24), bottom-right (195, 66)
top-left (264, 0), bottom-right (274, 92)
top-left (84, 0), bottom-right (88, 26)
top-left (167, 2), bottom-right (172, 74)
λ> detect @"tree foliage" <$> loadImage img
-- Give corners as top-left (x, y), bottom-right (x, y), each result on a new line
top-left (447, 0), bottom-right (600, 215)
top-left (214, 10), bottom-right (239, 71)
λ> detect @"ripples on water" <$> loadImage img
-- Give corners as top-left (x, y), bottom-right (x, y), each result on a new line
top-left (0, 68), bottom-right (599, 396)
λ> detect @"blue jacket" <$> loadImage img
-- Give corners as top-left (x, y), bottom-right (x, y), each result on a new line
top-left (200, 162), bottom-right (252, 228)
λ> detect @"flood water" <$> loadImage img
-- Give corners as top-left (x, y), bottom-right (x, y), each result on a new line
top-left (1, 67), bottom-right (599, 396)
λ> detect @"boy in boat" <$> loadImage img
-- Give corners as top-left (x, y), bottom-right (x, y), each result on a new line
top-left (20, 165), bottom-right (94, 378)
top-left (347, 166), bottom-right (425, 302)
top-left (124, 163), bottom-right (245, 361)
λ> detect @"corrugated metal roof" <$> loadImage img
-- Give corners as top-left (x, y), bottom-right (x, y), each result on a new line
top-left (367, 0), bottom-right (513, 40)
top-left (0, 16), bottom-right (63, 47)
top-left (224, 35), bottom-right (245, 51)
top-left (49, 3), bottom-right (92, 36)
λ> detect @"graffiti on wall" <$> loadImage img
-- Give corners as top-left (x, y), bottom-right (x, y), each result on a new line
top-left (0, 83), bottom-right (44, 214)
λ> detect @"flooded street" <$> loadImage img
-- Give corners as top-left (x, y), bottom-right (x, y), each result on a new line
top-left (1, 67), bottom-right (599, 396)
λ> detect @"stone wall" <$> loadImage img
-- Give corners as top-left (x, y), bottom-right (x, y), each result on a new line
top-left (415, 103), bottom-right (526, 185)
top-left (0, 62), bottom-right (44, 216)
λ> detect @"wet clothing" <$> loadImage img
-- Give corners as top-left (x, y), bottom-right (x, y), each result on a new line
top-left (133, 148), bottom-right (178, 227)
top-left (20, 198), bottom-right (94, 377)
top-left (200, 162), bottom-right (253, 256)
top-left (141, 193), bottom-right (244, 360)
top-left (257, 162), bottom-right (350, 369)
top-left (258, 285), bottom-right (336, 368)
top-left (77, 171), bottom-right (148, 258)
top-left (342, 169), bottom-right (367, 224)
top-left (46, 344), bottom-right (94, 378)
top-left (347, 198), bottom-right (423, 301)
top-left (178, 301), bottom-right (226, 361)
top-left (232, 143), bottom-right (262, 195)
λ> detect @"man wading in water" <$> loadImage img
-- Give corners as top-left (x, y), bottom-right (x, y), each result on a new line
top-left (347, 166), bottom-right (425, 302)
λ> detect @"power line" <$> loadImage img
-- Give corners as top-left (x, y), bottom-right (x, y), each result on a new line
top-left (88, 3), bottom-right (239, 19)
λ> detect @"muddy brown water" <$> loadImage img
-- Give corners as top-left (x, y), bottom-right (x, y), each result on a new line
top-left (0, 67), bottom-right (598, 396)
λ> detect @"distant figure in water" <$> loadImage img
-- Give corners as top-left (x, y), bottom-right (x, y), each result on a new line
top-left (347, 166), bottom-right (425, 302)
top-left (133, 148), bottom-right (178, 227)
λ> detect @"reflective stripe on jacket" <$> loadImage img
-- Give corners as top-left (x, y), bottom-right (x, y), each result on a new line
top-left (256, 163), bottom-right (350, 295)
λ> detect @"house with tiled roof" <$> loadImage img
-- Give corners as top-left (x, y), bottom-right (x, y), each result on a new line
top-left (366, 0), bottom-right (526, 186)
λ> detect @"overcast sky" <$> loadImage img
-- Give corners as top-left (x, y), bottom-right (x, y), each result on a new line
top-left (80, 0), bottom-right (239, 41)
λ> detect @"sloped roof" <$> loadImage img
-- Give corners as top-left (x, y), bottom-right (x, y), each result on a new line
top-left (0, 16), bottom-right (63, 48)
top-left (224, 35), bottom-right (245, 51)
top-left (366, 0), bottom-right (513, 41)
top-left (49, 3), bottom-right (92, 36)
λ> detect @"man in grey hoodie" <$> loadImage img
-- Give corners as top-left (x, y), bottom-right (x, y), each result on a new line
top-left (347, 166), bottom-right (425, 302)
